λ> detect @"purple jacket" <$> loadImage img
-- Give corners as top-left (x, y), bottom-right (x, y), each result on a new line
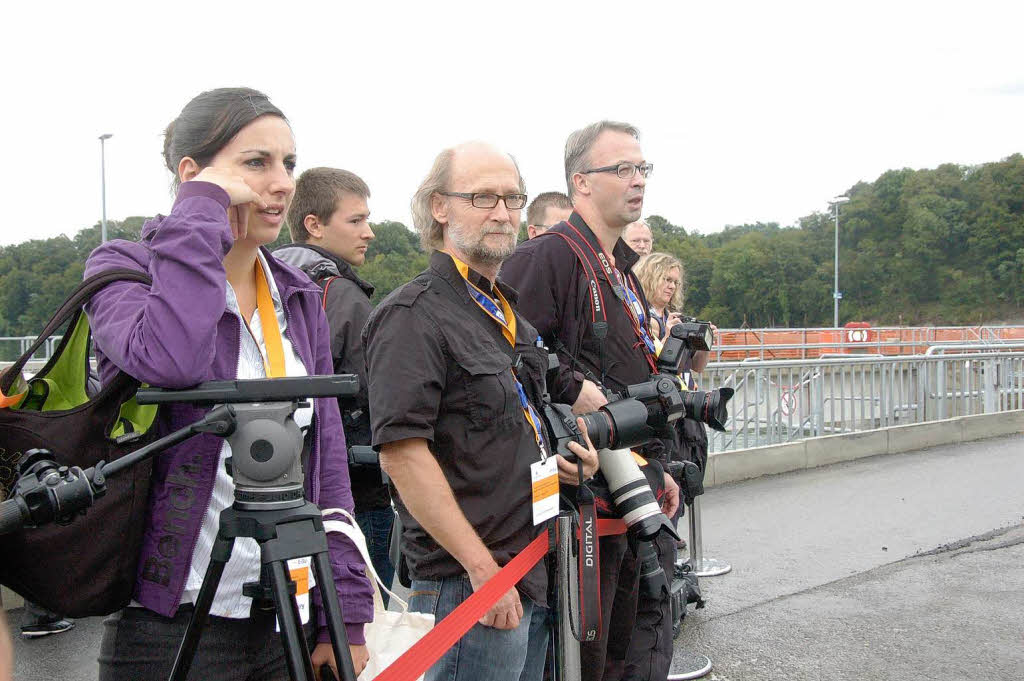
top-left (84, 181), bottom-right (373, 644)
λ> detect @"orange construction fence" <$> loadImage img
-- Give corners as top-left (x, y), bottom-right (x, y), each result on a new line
top-left (712, 325), bottom-right (1024, 361)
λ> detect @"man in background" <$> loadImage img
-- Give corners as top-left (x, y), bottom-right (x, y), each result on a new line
top-left (275, 167), bottom-right (394, 590)
top-left (526, 191), bottom-right (573, 239)
top-left (624, 219), bottom-right (653, 256)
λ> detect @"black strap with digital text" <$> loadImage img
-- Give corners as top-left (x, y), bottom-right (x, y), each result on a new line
top-left (575, 462), bottom-right (602, 642)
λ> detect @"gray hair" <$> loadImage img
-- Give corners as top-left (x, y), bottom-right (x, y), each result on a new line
top-left (411, 149), bottom-right (455, 251)
top-left (411, 144), bottom-right (527, 252)
top-left (625, 219), bottom-right (651, 234)
top-left (564, 120), bottom-right (640, 199)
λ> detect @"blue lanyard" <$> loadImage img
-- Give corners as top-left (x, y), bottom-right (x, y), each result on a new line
top-left (447, 252), bottom-right (549, 460)
top-left (614, 270), bottom-right (657, 356)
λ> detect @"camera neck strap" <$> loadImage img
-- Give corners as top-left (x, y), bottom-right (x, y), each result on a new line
top-left (444, 251), bottom-right (549, 461)
top-left (253, 260), bottom-right (287, 378)
top-left (575, 461), bottom-right (603, 642)
top-left (545, 218), bottom-right (658, 375)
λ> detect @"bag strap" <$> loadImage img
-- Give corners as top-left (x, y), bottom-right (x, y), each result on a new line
top-left (319, 276), bottom-right (341, 310)
top-left (0, 269), bottom-right (152, 395)
top-left (320, 507), bottom-right (410, 611)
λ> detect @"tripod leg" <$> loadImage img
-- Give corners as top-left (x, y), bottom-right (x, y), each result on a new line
top-left (269, 559), bottom-right (315, 681)
top-left (169, 534), bottom-right (233, 681)
top-left (311, 551), bottom-right (358, 681)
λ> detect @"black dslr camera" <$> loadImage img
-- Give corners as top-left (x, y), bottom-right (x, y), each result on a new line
top-left (542, 320), bottom-right (733, 458)
top-left (538, 322), bottom-right (733, 541)
top-left (671, 316), bottom-right (714, 353)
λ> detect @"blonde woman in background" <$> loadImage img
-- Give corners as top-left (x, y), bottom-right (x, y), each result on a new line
top-left (634, 252), bottom-right (712, 374)
top-left (634, 252), bottom-right (685, 342)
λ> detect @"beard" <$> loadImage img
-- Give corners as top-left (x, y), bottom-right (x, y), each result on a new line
top-left (447, 218), bottom-right (518, 266)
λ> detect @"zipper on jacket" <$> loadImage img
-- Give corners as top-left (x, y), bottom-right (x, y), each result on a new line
top-left (172, 313), bottom-right (243, 612)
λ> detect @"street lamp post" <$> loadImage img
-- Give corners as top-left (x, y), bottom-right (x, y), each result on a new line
top-left (99, 133), bottom-right (113, 242)
top-left (830, 196), bottom-right (850, 328)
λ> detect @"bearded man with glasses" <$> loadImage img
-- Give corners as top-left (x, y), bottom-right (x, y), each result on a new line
top-left (364, 142), bottom-right (600, 681)
top-left (502, 122), bottom-right (681, 681)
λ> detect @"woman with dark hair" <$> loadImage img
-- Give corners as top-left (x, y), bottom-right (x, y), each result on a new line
top-left (86, 87), bottom-right (372, 681)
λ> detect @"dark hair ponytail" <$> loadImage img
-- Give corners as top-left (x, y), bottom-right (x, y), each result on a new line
top-left (163, 87), bottom-right (288, 187)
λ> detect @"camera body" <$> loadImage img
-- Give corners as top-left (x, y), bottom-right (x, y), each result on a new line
top-left (541, 318), bottom-right (733, 461)
top-left (669, 317), bottom-right (714, 354)
top-left (535, 318), bottom-right (730, 541)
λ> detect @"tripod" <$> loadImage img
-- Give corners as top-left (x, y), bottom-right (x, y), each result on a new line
top-left (140, 387), bottom-right (360, 681)
top-left (0, 376), bottom-right (362, 681)
top-left (170, 498), bottom-right (356, 681)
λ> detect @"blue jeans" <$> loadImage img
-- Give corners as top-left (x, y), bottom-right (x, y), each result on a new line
top-left (520, 604), bottom-right (551, 681)
top-left (356, 507), bottom-right (395, 606)
top-left (408, 575), bottom-right (546, 681)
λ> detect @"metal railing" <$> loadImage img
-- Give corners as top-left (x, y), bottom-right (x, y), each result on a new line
top-left (0, 336), bottom-right (62, 364)
top-left (700, 350), bottom-right (1024, 452)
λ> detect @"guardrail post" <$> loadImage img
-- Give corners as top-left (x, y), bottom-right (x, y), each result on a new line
top-left (936, 359), bottom-right (947, 420)
top-left (686, 496), bottom-right (730, 577)
top-left (983, 358), bottom-right (999, 413)
top-left (810, 369), bottom-right (824, 437)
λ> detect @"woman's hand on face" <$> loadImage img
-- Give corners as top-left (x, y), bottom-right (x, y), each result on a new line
top-left (190, 167), bottom-right (267, 240)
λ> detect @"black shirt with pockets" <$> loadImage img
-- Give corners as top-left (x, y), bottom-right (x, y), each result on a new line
top-left (362, 251), bottom-right (550, 605)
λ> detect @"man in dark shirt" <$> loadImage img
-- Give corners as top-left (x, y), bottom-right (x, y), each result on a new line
top-left (501, 121), bottom-right (680, 681)
top-left (363, 141), bottom-right (598, 681)
top-left (275, 167), bottom-right (396, 591)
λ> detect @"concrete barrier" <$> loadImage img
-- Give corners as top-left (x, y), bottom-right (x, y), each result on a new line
top-left (888, 418), bottom-right (963, 454)
top-left (707, 409), bottom-right (1024, 487)
top-left (805, 429), bottom-right (889, 468)
top-left (712, 441), bottom-right (806, 486)
top-left (960, 409), bottom-right (1024, 442)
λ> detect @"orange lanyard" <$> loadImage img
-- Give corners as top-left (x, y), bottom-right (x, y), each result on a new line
top-left (252, 261), bottom-right (287, 378)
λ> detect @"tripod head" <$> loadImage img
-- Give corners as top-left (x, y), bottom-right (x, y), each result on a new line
top-left (137, 376), bottom-right (352, 511)
top-left (0, 375), bottom-right (358, 534)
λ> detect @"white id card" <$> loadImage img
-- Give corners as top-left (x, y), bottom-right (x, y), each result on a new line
top-left (275, 556), bottom-right (316, 632)
top-left (531, 457), bottom-right (559, 525)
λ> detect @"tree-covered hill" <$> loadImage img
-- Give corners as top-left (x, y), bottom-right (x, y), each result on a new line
top-left (648, 153), bottom-right (1024, 326)
top-left (2, 153), bottom-right (1022, 353)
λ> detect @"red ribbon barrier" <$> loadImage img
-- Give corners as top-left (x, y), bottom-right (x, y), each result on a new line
top-left (372, 531), bottom-right (550, 681)
top-left (371, 518), bottom-right (628, 681)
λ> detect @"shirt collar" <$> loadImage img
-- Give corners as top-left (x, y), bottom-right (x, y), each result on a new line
top-left (568, 210), bottom-right (640, 274)
top-left (226, 250), bottom-right (283, 314)
top-left (430, 250), bottom-right (520, 305)
top-left (256, 249), bottom-right (283, 305)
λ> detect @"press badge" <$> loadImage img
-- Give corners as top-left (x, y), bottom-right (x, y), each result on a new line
top-left (632, 297), bottom-right (645, 320)
top-left (275, 556), bottom-right (316, 631)
top-left (531, 458), bottom-right (559, 525)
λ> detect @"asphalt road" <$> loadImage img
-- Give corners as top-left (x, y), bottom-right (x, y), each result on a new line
top-left (671, 433), bottom-right (1024, 680)
top-left (10, 434), bottom-right (1024, 681)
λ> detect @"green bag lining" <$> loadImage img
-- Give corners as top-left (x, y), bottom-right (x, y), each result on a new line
top-left (16, 314), bottom-right (158, 440)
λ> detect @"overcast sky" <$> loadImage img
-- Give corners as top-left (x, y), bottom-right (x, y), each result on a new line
top-left (2, 1), bottom-right (1022, 247)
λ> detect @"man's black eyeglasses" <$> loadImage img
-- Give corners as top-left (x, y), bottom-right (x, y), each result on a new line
top-left (581, 162), bottom-right (654, 180)
top-left (439, 192), bottom-right (528, 210)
